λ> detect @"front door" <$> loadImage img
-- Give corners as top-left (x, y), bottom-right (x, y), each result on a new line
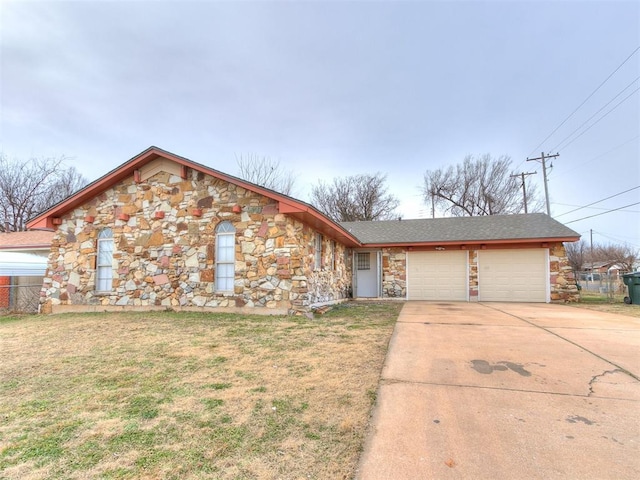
top-left (355, 251), bottom-right (380, 297)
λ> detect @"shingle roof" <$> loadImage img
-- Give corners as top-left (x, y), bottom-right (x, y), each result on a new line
top-left (0, 231), bottom-right (55, 250)
top-left (341, 213), bottom-right (580, 245)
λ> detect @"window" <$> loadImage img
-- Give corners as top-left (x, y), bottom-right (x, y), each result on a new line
top-left (216, 221), bottom-right (236, 292)
top-left (357, 252), bottom-right (370, 270)
top-left (96, 228), bottom-right (114, 291)
top-left (314, 233), bottom-right (323, 270)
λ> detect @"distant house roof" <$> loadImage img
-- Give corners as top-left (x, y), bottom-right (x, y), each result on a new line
top-left (0, 231), bottom-right (55, 250)
top-left (342, 213), bottom-right (580, 246)
top-left (581, 261), bottom-right (622, 271)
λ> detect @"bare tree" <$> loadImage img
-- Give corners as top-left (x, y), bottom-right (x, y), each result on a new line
top-left (567, 240), bottom-right (639, 274)
top-left (423, 154), bottom-right (543, 216)
top-left (310, 173), bottom-right (400, 222)
top-left (564, 240), bottom-right (587, 274)
top-left (0, 155), bottom-right (88, 232)
top-left (594, 243), bottom-right (639, 273)
top-left (235, 154), bottom-right (296, 196)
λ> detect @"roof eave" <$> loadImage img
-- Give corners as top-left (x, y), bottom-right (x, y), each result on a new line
top-left (360, 236), bottom-right (581, 248)
top-left (26, 146), bottom-right (361, 247)
top-left (279, 200), bottom-right (361, 247)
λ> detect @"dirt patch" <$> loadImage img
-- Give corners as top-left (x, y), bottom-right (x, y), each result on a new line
top-left (0, 302), bottom-right (402, 479)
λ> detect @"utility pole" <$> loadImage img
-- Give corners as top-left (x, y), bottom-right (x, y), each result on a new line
top-left (510, 171), bottom-right (537, 213)
top-left (431, 191), bottom-right (435, 219)
top-left (527, 152), bottom-right (559, 216)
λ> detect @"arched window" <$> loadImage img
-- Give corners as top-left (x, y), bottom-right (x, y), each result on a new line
top-left (215, 222), bottom-right (235, 292)
top-left (96, 228), bottom-right (113, 292)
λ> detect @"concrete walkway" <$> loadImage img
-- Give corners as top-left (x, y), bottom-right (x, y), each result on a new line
top-left (357, 302), bottom-right (640, 479)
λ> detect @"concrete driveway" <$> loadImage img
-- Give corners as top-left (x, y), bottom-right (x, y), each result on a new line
top-left (357, 302), bottom-right (640, 479)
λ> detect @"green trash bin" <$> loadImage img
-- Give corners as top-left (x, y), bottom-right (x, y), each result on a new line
top-left (621, 272), bottom-right (640, 304)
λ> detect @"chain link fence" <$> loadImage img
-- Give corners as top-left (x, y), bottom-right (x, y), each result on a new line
top-left (576, 271), bottom-right (626, 301)
top-left (0, 284), bottom-right (42, 314)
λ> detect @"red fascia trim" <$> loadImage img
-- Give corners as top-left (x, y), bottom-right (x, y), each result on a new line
top-left (278, 200), bottom-right (305, 213)
top-left (277, 200), bottom-right (361, 246)
top-left (26, 217), bottom-right (53, 229)
top-left (25, 146), bottom-right (362, 247)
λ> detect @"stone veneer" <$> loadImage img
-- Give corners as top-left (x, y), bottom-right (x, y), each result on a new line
top-left (378, 242), bottom-right (579, 302)
top-left (548, 242), bottom-right (580, 302)
top-left (41, 168), bottom-right (351, 314)
top-left (382, 248), bottom-right (407, 298)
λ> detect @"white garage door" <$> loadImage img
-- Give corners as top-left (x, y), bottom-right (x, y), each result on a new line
top-left (408, 251), bottom-right (468, 301)
top-left (478, 249), bottom-right (548, 302)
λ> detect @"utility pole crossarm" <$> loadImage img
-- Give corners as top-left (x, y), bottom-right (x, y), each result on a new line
top-left (527, 152), bottom-right (559, 216)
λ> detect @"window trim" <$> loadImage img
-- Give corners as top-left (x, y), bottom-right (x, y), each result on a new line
top-left (215, 221), bottom-right (236, 293)
top-left (96, 228), bottom-right (114, 292)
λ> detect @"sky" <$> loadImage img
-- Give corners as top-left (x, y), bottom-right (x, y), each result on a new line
top-left (1, 0), bottom-right (639, 250)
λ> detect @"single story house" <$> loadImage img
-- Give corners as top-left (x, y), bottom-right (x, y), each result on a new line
top-left (27, 147), bottom-right (580, 315)
top-left (581, 261), bottom-right (626, 276)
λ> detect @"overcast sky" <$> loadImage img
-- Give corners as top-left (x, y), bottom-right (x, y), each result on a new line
top-left (1, 0), bottom-right (639, 249)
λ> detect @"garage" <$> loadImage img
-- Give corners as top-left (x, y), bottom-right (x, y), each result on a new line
top-left (407, 250), bottom-right (468, 301)
top-left (478, 248), bottom-right (548, 302)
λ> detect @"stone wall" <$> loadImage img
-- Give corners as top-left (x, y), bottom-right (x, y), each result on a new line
top-left (550, 242), bottom-right (580, 302)
top-left (307, 238), bottom-right (351, 305)
top-left (468, 250), bottom-right (479, 300)
top-left (382, 248), bottom-right (406, 298)
top-left (41, 168), bottom-right (351, 314)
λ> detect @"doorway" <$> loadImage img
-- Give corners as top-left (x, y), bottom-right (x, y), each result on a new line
top-left (354, 251), bottom-right (381, 297)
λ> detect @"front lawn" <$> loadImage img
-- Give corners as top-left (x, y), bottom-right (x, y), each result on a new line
top-left (0, 302), bottom-right (402, 479)
top-left (572, 291), bottom-right (640, 318)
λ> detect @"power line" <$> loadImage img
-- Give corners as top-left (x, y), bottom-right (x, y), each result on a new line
top-left (555, 186), bottom-right (640, 218)
top-left (527, 45), bottom-right (640, 157)
top-left (551, 134), bottom-right (639, 177)
top-left (564, 201), bottom-right (640, 224)
top-left (549, 76), bottom-right (640, 152)
top-left (552, 85), bottom-right (640, 152)
top-left (592, 230), bottom-right (640, 248)
top-left (552, 202), bottom-right (640, 213)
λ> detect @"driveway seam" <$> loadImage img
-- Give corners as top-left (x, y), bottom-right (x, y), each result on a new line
top-left (481, 303), bottom-right (640, 382)
top-left (379, 378), bottom-right (640, 401)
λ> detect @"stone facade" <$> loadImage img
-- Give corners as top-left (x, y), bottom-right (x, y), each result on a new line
top-left (468, 250), bottom-right (479, 300)
top-left (41, 167), bottom-right (351, 314)
top-left (549, 242), bottom-right (579, 302)
top-left (382, 248), bottom-right (406, 298)
top-left (376, 243), bottom-right (579, 302)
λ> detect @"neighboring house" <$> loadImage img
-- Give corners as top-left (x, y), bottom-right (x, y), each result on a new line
top-left (0, 231), bottom-right (54, 311)
top-left (0, 230), bottom-right (54, 257)
top-left (581, 261), bottom-right (625, 276)
top-left (27, 147), bottom-right (580, 315)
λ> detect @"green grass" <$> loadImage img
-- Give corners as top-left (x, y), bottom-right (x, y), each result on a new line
top-left (579, 291), bottom-right (626, 304)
